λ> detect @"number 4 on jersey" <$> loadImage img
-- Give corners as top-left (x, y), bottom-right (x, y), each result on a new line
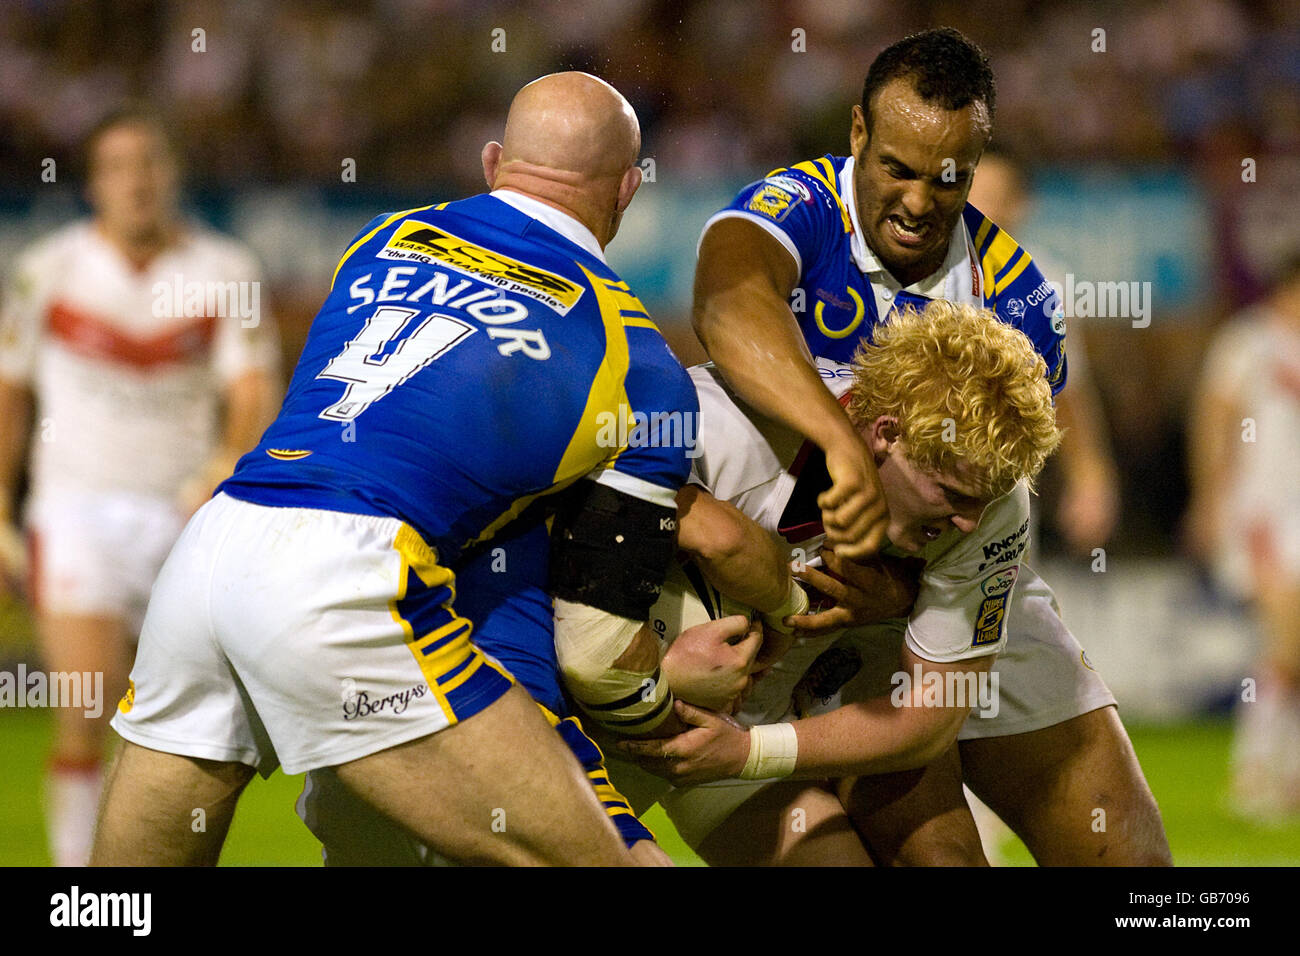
top-left (317, 305), bottom-right (474, 421)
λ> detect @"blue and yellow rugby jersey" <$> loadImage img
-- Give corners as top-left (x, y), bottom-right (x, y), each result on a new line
top-left (703, 154), bottom-right (1068, 394)
top-left (220, 192), bottom-right (697, 567)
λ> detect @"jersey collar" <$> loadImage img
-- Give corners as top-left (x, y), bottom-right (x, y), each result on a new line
top-left (489, 189), bottom-right (607, 264)
top-left (840, 156), bottom-right (977, 302)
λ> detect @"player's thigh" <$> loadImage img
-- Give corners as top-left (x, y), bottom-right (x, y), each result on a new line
top-left (94, 741), bottom-right (255, 866)
top-left (333, 684), bottom-right (631, 866)
top-left (837, 742), bottom-right (988, 866)
top-left (960, 705), bottom-right (1171, 866)
top-left (302, 707), bottom-right (658, 865)
top-left (695, 780), bottom-right (874, 866)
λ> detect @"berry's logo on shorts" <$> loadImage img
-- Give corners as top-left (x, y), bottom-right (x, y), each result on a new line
top-left (341, 679), bottom-right (429, 720)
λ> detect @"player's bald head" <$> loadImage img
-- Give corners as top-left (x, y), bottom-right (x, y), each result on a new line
top-left (500, 72), bottom-right (640, 178)
top-left (483, 73), bottom-right (644, 249)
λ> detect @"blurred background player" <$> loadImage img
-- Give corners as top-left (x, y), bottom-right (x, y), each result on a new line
top-left (0, 108), bottom-right (280, 866)
top-left (1187, 252), bottom-right (1300, 819)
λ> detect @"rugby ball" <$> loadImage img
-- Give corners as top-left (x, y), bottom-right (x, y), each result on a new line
top-left (647, 560), bottom-right (754, 646)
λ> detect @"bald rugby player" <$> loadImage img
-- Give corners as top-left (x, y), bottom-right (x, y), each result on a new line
top-left (93, 73), bottom-right (721, 867)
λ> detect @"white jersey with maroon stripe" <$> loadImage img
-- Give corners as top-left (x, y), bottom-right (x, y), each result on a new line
top-left (1201, 308), bottom-right (1300, 590)
top-left (0, 220), bottom-right (277, 497)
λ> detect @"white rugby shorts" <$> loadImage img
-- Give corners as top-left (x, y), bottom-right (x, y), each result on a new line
top-left (25, 485), bottom-right (186, 628)
top-left (112, 493), bottom-right (514, 774)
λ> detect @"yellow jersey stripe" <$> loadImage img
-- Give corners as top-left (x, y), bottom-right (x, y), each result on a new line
top-left (436, 651), bottom-right (485, 694)
top-left (973, 216), bottom-right (994, 257)
top-left (466, 266), bottom-right (634, 548)
top-left (994, 250), bottom-right (1032, 295)
top-left (815, 157), bottom-right (837, 189)
top-left (818, 158), bottom-right (853, 234)
top-left (330, 204), bottom-right (436, 290)
top-left (792, 160), bottom-right (834, 193)
top-left (980, 228), bottom-right (1021, 301)
top-left (791, 160), bottom-right (852, 233)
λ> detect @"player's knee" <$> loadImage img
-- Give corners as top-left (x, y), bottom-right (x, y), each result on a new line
top-left (884, 824), bottom-right (988, 866)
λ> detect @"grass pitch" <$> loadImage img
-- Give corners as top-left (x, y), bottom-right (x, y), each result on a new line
top-left (2, 708), bottom-right (1297, 866)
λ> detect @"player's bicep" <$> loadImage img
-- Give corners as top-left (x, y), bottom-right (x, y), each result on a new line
top-left (695, 215), bottom-right (800, 305)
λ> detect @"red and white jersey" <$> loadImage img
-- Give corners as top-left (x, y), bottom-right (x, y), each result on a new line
top-left (689, 359), bottom-right (1029, 663)
top-left (0, 221), bottom-right (278, 497)
top-left (1201, 308), bottom-right (1300, 587)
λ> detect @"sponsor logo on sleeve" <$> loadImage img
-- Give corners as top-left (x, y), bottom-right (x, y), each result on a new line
top-left (746, 180), bottom-right (803, 222)
top-left (766, 175), bottom-right (812, 201)
top-left (976, 516), bottom-right (1030, 573)
top-left (972, 594), bottom-right (1008, 646)
top-left (980, 566), bottom-right (1019, 596)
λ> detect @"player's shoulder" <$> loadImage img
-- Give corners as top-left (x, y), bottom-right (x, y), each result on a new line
top-left (714, 154), bottom-right (849, 232)
top-left (180, 222), bottom-right (263, 274)
top-left (961, 203), bottom-right (1052, 305)
top-left (13, 220), bottom-right (93, 271)
top-left (752, 154), bottom-right (849, 227)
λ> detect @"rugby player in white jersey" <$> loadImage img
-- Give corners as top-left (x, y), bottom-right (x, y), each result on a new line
top-left (0, 109), bottom-right (280, 866)
top-left (617, 303), bottom-right (1168, 865)
top-left (672, 28), bottom-right (1171, 865)
top-left (1188, 254), bottom-right (1300, 818)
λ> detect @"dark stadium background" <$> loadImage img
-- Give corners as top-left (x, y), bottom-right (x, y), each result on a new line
top-left (1, 0), bottom-right (1298, 865)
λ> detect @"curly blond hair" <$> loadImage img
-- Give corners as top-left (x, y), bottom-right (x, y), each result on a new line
top-left (846, 300), bottom-right (1062, 497)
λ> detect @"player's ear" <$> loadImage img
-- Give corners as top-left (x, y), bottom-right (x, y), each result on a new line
top-left (850, 104), bottom-right (869, 157)
top-left (867, 415), bottom-right (900, 454)
top-left (616, 163), bottom-right (642, 214)
top-left (481, 142), bottom-right (503, 189)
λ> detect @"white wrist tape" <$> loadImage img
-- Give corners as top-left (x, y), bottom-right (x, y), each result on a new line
top-left (739, 722), bottom-right (799, 780)
top-left (762, 578), bottom-right (809, 634)
top-left (553, 598), bottom-right (674, 734)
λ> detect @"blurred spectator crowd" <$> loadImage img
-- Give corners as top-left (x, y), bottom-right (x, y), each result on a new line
top-left (0, 0), bottom-right (1295, 194)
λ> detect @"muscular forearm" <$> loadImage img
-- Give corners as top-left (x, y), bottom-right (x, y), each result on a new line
top-left (784, 651), bottom-right (993, 778)
top-left (692, 220), bottom-right (860, 453)
top-left (695, 295), bottom-right (859, 453)
top-left (677, 485), bottom-right (791, 613)
top-left (787, 696), bottom-right (961, 778)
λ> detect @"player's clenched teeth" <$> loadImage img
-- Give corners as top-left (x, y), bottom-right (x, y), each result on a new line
top-left (887, 215), bottom-right (930, 245)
